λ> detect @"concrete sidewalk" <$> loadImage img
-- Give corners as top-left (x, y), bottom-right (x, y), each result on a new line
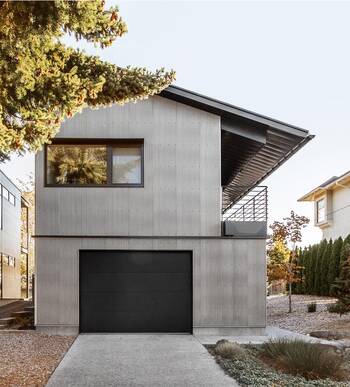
top-left (47, 334), bottom-right (237, 387)
top-left (197, 326), bottom-right (344, 347)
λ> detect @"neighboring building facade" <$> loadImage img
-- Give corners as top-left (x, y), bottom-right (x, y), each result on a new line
top-left (299, 170), bottom-right (350, 240)
top-left (35, 86), bottom-right (312, 335)
top-left (0, 170), bottom-right (22, 298)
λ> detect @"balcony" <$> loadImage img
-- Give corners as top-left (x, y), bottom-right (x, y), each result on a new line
top-left (222, 186), bottom-right (268, 238)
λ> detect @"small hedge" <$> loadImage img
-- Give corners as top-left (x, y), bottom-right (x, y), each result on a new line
top-left (307, 302), bottom-right (317, 313)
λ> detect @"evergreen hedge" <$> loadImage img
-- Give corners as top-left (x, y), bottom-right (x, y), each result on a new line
top-left (293, 234), bottom-right (350, 296)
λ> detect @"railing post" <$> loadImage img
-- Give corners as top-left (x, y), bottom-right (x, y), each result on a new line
top-left (265, 187), bottom-right (268, 221)
top-left (253, 197), bottom-right (256, 221)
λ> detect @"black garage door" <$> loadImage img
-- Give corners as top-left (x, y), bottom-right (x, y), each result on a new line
top-left (79, 250), bottom-right (192, 333)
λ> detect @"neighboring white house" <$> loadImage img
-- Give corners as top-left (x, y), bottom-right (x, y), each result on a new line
top-left (298, 170), bottom-right (350, 240)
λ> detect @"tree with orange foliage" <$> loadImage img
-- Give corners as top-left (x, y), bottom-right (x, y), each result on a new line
top-left (267, 211), bottom-right (309, 313)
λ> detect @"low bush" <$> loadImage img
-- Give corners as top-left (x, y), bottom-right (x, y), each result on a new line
top-left (206, 344), bottom-right (349, 386)
top-left (307, 302), bottom-right (317, 313)
top-left (328, 302), bottom-right (349, 316)
top-left (261, 339), bottom-right (345, 380)
top-left (214, 341), bottom-right (246, 359)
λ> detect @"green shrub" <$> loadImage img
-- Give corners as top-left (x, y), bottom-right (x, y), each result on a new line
top-left (262, 339), bottom-right (345, 380)
top-left (307, 302), bottom-right (317, 313)
top-left (214, 341), bottom-right (246, 359)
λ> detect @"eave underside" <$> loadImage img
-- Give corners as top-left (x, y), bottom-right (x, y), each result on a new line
top-left (221, 129), bottom-right (312, 211)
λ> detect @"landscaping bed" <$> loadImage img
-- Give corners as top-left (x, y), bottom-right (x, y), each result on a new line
top-left (267, 294), bottom-right (350, 338)
top-left (206, 340), bottom-right (350, 386)
top-left (0, 331), bottom-right (75, 387)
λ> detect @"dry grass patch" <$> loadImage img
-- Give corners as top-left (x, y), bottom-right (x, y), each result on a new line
top-left (214, 340), bottom-right (246, 359)
top-left (261, 339), bottom-right (347, 381)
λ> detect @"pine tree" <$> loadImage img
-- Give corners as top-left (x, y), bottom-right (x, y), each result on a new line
top-left (308, 245), bottom-right (318, 294)
top-left (340, 235), bottom-right (350, 265)
top-left (0, 1), bottom-right (175, 160)
top-left (314, 239), bottom-right (327, 295)
top-left (295, 247), bottom-right (305, 294)
top-left (327, 237), bottom-right (343, 292)
top-left (303, 246), bottom-right (311, 294)
top-left (320, 239), bottom-right (332, 295)
top-left (330, 244), bottom-right (350, 315)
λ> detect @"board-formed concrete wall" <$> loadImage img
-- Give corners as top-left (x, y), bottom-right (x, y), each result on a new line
top-left (35, 96), bottom-right (267, 334)
top-left (35, 96), bottom-right (222, 237)
top-left (35, 237), bottom-right (266, 335)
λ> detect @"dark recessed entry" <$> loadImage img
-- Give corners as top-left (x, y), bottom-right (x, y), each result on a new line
top-left (79, 250), bottom-right (192, 333)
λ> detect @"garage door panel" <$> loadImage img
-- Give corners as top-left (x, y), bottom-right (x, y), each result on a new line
top-left (81, 273), bottom-right (191, 293)
top-left (81, 251), bottom-right (191, 273)
top-left (81, 291), bottom-right (191, 312)
top-left (79, 250), bottom-right (192, 333)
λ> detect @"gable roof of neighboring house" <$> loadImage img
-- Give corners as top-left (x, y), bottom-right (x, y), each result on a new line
top-left (160, 85), bottom-right (314, 211)
top-left (298, 170), bottom-right (350, 202)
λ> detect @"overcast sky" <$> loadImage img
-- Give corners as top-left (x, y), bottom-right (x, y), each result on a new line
top-left (3, 1), bottom-right (350, 245)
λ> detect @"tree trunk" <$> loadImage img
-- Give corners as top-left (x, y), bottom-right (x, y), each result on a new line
top-left (288, 282), bottom-right (292, 313)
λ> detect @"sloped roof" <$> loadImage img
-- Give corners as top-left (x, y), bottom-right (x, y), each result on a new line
top-left (299, 170), bottom-right (350, 201)
top-left (161, 86), bottom-right (314, 211)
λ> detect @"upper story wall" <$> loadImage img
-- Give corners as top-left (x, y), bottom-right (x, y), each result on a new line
top-left (0, 171), bottom-right (21, 257)
top-left (322, 187), bottom-right (350, 240)
top-left (35, 96), bottom-right (222, 237)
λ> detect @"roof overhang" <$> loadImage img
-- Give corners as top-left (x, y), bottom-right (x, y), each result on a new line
top-left (160, 85), bottom-right (314, 210)
top-left (298, 171), bottom-right (350, 202)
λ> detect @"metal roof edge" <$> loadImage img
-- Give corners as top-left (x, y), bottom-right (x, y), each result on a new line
top-left (0, 169), bottom-right (22, 194)
top-left (160, 85), bottom-right (311, 138)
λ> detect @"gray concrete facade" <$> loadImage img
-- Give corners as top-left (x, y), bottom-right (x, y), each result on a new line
top-left (35, 96), bottom-right (267, 335)
top-left (36, 237), bottom-right (266, 335)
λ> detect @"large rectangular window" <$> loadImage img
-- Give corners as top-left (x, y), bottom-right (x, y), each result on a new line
top-left (46, 141), bottom-right (143, 187)
top-left (316, 198), bottom-right (326, 223)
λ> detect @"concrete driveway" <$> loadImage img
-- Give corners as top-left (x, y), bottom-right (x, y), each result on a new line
top-left (47, 334), bottom-right (237, 387)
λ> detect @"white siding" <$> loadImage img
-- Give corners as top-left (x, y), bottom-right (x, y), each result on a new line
top-left (322, 187), bottom-right (350, 240)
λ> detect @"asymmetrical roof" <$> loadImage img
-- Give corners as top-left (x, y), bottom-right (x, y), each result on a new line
top-left (161, 86), bottom-right (314, 211)
top-left (298, 170), bottom-right (350, 202)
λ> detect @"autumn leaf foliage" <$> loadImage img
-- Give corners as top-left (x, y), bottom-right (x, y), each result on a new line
top-left (267, 211), bottom-right (309, 312)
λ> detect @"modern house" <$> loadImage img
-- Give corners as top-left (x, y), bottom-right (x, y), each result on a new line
top-left (0, 170), bottom-right (30, 299)
top-left (34, 86), bottom-right (313, 335)
top-left (299, 170), bottom-right (350, 240)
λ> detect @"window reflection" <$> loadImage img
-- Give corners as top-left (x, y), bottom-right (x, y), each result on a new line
top-left (47, 145), bottom-right (107, 185)
top-left (112, 146), bottom-right (142, 184)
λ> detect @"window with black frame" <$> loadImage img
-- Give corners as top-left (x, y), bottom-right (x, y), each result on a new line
top-left (46, 141), bottom-right (143, 186)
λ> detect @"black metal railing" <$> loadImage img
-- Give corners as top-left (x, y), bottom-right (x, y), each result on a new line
top-left (222, 186), bottom-right (268, 222)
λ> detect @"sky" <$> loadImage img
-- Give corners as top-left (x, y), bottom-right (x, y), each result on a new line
top-left (2, 1), bottom-right (350, 246)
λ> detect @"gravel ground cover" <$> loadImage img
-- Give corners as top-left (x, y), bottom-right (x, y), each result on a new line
top-left (0, 331), bottom-right (76, 387)
top-left (267, 295), bottom-right (350, 335)
top-left (206, 345), bottom-right (350, 387)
